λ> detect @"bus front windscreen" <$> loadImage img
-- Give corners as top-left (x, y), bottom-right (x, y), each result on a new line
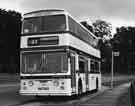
top-left (21, 52), bottom-right (68, 74)
top-left (22, 14), bottom-right (66, 34)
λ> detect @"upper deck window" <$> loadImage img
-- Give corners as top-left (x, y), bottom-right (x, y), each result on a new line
top-left (22, 14), bottom-right (66, 34)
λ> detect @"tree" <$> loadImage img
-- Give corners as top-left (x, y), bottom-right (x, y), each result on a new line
top-left (93, 20), bottom-right (112, 39)
top-left (0, 9), bottom-right (22, 73)
top-left (112, 26), bottom-right (135, 73)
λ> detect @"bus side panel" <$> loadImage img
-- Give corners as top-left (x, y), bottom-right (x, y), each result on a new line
top-left (80, 73), bottom-right (87, 93)
top-left (88, 73), bottom-right (101, 91)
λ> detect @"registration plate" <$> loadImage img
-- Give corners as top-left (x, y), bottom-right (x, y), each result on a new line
top-left (38, 87), bottom-right (49, 90)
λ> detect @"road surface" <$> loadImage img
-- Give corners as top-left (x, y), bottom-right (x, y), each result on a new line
top-left (0, 83), bottom-right (131, 106)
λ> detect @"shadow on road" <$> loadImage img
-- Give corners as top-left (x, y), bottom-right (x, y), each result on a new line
top-left (16, 90), bottom-right (98, 106)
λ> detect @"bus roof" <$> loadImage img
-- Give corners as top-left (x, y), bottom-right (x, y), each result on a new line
top-left (23, 9), bottom-right (68, 18)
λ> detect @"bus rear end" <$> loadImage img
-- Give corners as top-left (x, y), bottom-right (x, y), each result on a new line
top-left (20, 51), bottom-right (73, 96)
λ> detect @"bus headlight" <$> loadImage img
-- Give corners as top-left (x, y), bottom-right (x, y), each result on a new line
top-left (21, 81), bottom-right (27, 90)
top-left (61, 81), bottom-right (64, 85)
top-left (28, 81), bottom-right (34, 86)
top-left (23, 82), bottom-right (26, 86)
top-left (53, 80), bottom-right (59, 86)
top-left (60, 86), bottom-right (65, 90)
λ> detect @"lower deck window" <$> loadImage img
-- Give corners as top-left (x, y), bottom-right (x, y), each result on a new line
top-left (79, 60), bottom-right (85, 73)
top-left (90, 59), bottom-right (100, 73)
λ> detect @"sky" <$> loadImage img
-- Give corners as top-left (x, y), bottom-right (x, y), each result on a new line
top-left (1, 0), bottom-right (135, 34)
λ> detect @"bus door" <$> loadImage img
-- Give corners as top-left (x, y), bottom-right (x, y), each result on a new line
top-left (70, 55), bottom-right (76, 92)
top-left (85, 59), bottom-right (89, 91)
top-left (79, 57), bottom-right (88, 92)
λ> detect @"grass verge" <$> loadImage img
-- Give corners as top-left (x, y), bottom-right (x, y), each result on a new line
top-left (102, 73), bottom-right (135, 87)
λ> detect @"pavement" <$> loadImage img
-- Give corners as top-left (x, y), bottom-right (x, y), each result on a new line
top-left (76, 83), bottom-right (131, 106)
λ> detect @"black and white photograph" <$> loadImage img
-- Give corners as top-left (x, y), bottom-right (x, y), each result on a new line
top-left (0, 0), bottom-right (135, 106)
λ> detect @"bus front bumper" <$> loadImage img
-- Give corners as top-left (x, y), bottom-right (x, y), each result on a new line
top-left (19, 91), bottom-right (74, 96)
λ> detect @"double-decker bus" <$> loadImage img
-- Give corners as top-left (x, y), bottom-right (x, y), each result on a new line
top-left (20, 9), bottom-right (101, 96)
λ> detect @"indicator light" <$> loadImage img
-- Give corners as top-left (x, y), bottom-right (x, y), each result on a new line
top-left (53, 80), bottom-right (59, 86)
top-left (28, 81), bottom-right (34, 86)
